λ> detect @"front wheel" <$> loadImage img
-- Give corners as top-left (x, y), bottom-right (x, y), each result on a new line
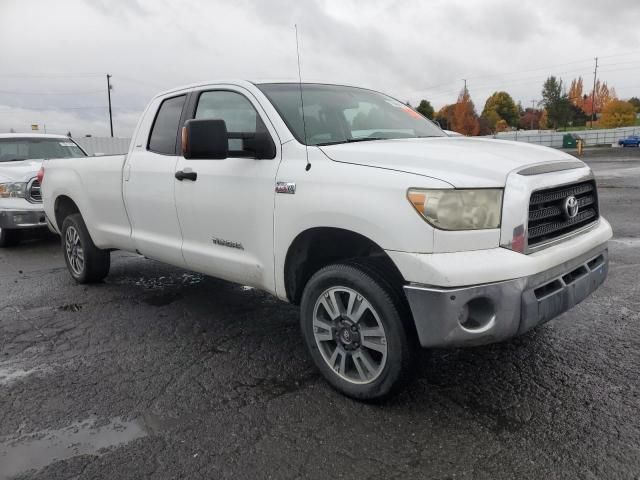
top-left (300, 261), bottom-right (416, 401)
top-left (61, 213), bottom-right (110, 283)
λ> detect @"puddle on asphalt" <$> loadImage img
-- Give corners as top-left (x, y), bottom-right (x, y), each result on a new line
top-left (596, 166), bottom-right (640, 178)
top-left (610, 237), bottom-right (640, 247)
top-left (134, 273), bottom-right (204, 290)
top-left (0, 417), bottom-right (147, 479)
top-left (0, 367), bottom-right (40, 386)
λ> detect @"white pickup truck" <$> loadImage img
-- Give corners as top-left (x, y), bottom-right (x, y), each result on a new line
top-left (0, 133), bottom-right (86, 247)
top-left (41, 81), bottom-right (611, 400)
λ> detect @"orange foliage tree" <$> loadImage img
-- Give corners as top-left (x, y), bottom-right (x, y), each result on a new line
top-left (568, 77), bottom-right (584, 109)
top-left (599, 100), bottom-right (637, 128)
top-left (582, 80), bottom-right (617, 116)
top-left (451, 88), bottom-right (480, 136)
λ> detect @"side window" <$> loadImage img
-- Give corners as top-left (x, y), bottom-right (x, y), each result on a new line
top-left (148, 95), bottom-right (186, 154)
top-left (195, 91), bottom-right (271, 157)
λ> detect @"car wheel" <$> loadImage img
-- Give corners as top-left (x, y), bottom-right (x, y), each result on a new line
top-left (300, 260), bottom-right (416, 401)
top-left (0, 227), bottom-right (20, 248)
top-left (61, 213), bottom-right (110, 283)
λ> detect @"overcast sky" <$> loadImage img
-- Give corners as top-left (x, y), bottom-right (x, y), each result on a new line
top-left (1, 0), bottom-right (639, 137)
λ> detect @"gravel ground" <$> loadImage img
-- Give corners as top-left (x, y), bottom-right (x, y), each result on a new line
top-left (1, 153), bottom-right (638, 479)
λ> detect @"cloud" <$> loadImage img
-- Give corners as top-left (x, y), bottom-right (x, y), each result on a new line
top-left (0, 0), bottom-right (638, 136)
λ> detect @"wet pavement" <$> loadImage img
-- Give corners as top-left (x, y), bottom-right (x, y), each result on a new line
top-left (1, 152), bottom-right (639, 479)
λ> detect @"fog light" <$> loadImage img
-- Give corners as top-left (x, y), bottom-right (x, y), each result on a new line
top-left (459, 297), bottom-right (496, 332)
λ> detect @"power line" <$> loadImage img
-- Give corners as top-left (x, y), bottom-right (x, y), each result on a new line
top-left (0, 73), bottom-right (104, 79)
top-left (0, 89), bottom-right (103, 95)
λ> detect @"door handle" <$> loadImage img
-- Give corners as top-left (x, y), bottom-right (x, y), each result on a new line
top-left (175, 170), bottom-right (197, 181)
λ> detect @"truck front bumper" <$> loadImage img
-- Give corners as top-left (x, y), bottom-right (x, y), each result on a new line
top-left (0, 209), bottom-right (48, 229)
top-left (403, 244), bottom-right (608, 348)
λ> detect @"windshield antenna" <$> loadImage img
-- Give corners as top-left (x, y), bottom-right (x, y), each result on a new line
top-left (295, 24), bottom-right (311, 172)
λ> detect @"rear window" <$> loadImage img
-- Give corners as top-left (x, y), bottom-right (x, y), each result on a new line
top-left (0, 138), bottom-right (86, 162)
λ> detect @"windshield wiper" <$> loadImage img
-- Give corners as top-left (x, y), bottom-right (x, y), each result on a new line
top-left (317, 137), bottom-right (388, 146)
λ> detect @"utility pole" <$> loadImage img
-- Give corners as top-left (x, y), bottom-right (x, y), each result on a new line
top-left (530, 99), bottom-right (537, 130)
top-left (590, 57), bottom-right (598, 128)
top-left (106, 74), bottom-right (114, 137)
top-left (462, 79), bottom-right (467, 93)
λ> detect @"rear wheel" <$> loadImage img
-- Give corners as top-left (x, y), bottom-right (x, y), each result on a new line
top-left (300, 261), bottom-right (416, 401)
top-left (61, 213), bottom-right (110, 283)
top-left (0, 228), bottom-right (20, 248)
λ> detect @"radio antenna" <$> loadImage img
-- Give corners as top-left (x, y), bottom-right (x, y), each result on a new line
top-left (295, 24), bottom-right (311, 172)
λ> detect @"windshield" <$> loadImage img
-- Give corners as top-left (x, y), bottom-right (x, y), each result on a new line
top-left (0, 138), bottom-right (87, 162)
top-left (257, 83), bottom-right (445, 146)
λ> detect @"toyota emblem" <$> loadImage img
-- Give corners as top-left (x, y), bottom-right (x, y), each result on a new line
top-left (564, 195), bottom-right (579, 219)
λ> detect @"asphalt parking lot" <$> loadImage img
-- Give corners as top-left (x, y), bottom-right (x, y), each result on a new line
top-left (1, 151), bottom-right (639, 479)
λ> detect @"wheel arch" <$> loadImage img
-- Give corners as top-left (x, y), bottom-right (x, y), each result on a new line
top-left (54, 195), bottom-right (81, 232)
top-left (283, 226), bottom-right (405, 305)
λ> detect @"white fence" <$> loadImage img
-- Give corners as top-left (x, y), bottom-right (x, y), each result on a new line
top-left (70, 127), bottom-right (639, 154)
top-left (488, 126), bottom-right (640, 148)
top-left (74, 137), bottom-right (131, 155)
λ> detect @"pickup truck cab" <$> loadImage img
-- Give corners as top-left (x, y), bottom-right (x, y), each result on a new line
top-left (0, 133), bottom-right (86, 247)
top-left (41, 81), bottom-right (612, 399)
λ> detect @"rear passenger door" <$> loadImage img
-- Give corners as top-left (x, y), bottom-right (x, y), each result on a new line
top-left (173, 87), bottom-right (281, 292)
top-left (123, 94), bottom-right (187, 266)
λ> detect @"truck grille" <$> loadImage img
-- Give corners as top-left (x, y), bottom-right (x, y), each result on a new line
top-left (527, 180), bottom-right (598, 248)
top-left (28, 179), bottom-right (42, 203)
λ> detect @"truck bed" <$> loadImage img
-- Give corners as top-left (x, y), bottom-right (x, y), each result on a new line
top-left (42, 154), bottom-right (135, 251)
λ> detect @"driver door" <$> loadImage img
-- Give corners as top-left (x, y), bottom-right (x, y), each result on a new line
top-left (173, 88), bottom-right (281, 292)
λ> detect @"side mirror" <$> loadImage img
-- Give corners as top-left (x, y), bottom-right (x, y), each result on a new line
top-left (243, 131), bottom-right (276, 160)
top-left (182, 119), bottom-right (228, 159)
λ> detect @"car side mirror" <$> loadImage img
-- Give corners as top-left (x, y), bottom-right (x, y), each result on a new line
top-left (182, 119), bottom-right (228, 159)
top-left (243, 131), bottom-right (276, 160)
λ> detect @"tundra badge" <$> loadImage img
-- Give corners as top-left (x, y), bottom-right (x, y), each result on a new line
top-left (275, 182), bottom-right (296, 194)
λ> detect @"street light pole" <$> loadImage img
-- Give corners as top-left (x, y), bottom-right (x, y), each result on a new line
top-left (106, 74), bottom-right (114, 137)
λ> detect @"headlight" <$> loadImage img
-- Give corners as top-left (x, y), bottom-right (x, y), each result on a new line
top-left (0, 182), bottom-right (28, 199)
top-left (407, 188), bottom-right (503, 230)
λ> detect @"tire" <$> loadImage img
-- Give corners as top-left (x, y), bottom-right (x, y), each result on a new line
top-left (61, 213), bottom-right (110, 283)
top-left (300, 260), bottom-right (417, 401)
top-left (0, 228), bottom-right (20, 248)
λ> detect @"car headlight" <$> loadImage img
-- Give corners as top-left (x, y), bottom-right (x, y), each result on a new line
top-left (407, 188), bottom-right (503, 230)
top-left (0, 182), bottom-right (28, 199)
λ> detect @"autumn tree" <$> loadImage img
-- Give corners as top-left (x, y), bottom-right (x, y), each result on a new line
top-left (568, 77), bottom-right (584, 109)
top-left (435, 104), bottom-right (455, 130)
top-left (416, 99), bottom-right (434, 119)
top-left (451, 88), bottom-right (480, 136)
top-left (541, 76), bottom-right (572, 129)
top-left (599, 100), bottom-right (636, 128)
top-left (481, 91), bottom-right (519, 128)
top-left (582, 80), bottom-right (616, 117)
top-left (519, 108), bottom-right (542, 130)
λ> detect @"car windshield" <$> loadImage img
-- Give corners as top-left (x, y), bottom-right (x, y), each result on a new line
top-left (257, 83), bottom-right (445, 146)
top-left (0, 138), bottom-right (86, 162)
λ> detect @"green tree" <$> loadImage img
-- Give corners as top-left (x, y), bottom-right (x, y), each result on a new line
top-left (628, 97), bottom-right (640, 112)
top-left (480, 109), bottom-right (501, 132)
top-left (481, 91), bottom-right (519, 127)
top-left (541, 76), bottom-right (572, 129)
top-left (416, 99), bottom-right (434, 119)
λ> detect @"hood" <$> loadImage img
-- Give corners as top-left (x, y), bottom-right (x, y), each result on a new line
top-left (319, 137), bottom-right (582, 188)
top-left (0, 159), bottom-right (43, 182)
